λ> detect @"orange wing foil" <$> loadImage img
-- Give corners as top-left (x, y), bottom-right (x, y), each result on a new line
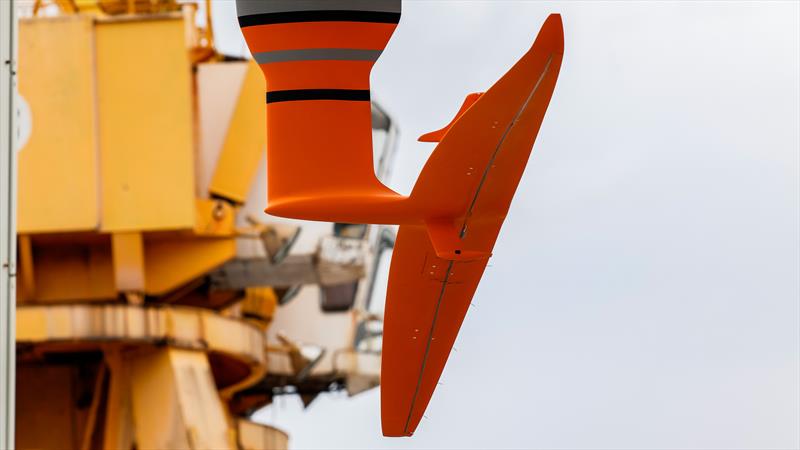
top-left (382, 16), bottom-right (564, 436)
top-left (237, 1), bottom-right (563, 437)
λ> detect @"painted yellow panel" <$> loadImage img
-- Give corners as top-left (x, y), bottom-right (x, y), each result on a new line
top-left (130, 349), bottom-right (192, 450)
top-left (196, 61), bottom-right (249, 198)
top-left (112, 232), bottom-right (145, 291)
top-left (130, 348), bottom-right (234, 450)
top-left (144, 237), bottom-right (236, 295)
top-left (169, 349), bottom-right (236, 449)
top-left (209, 61), bottom-right (266, 203)
top-left (14, 307), bottom-right (46, 341)
top-left (95, 17), bottom-right (195, 232)
top-left (17, 16), bottom-right (99, 233)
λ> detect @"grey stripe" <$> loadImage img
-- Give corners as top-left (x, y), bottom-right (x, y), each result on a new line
top-left (236, 0), bottom-right (401, 17)
top-left (253, 48), bottom-right (382, 64)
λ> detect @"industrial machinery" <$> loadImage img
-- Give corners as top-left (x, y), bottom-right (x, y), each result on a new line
top-left (236, 0), bottom-right (563, 437)
top-left (13, 1), bottom-right (398, 448)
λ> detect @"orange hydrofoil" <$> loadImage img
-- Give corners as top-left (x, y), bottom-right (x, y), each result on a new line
top-left (236, 0), bottom-right (564, 437)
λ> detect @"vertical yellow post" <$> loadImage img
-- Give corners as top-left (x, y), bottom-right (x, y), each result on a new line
top-left (112, 233), bottom-right (145, 301)
top-left (103, 349), bottom-right (135, 450)
top-left (130, 348), bottom-right (235, 449)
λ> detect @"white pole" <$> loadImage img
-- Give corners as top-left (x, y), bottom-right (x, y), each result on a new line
top-left (0, 0), bottom-right (17, 447)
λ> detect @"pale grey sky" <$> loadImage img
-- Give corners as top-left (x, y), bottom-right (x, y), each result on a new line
top-left (213, 1), bottom-right (800, 448)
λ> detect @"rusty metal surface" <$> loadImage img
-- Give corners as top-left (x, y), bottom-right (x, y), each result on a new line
top-left (16, 304), bottom-right (266, 396)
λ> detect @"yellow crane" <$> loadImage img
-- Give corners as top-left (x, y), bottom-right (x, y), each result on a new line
top-left (11, 1), bottom-right (399, 448)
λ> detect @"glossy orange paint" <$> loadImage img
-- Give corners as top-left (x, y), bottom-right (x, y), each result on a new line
top-left (239, 7), bottom-right (564, 436)
top-left (417, 92), bottom-right (483, 143)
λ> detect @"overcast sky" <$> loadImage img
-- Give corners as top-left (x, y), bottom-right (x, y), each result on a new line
top-left (213, 1), bottom-right (799, 448)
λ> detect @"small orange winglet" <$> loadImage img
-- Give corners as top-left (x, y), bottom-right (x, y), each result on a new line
top-left (237, 1), bottom-right (564, 437)
top-left (418, 92), bottom-right (483, 143)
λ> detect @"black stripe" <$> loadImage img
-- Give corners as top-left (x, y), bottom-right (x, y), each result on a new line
top-left (266, 89), bottom-right (371, 103)
top-left (238, 10), bottom-right (401, 27)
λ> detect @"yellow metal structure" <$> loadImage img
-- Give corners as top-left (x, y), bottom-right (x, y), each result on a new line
top-left (143, 237), bottom-right (236, 295)
top-left (13, 7), bottom-right (283, 449)
top-left (16, 13), bottom-right (242, 302)
top-left (95, 16), bottom-right (195, 232)
top-left (129, 349), bottom-right (234, 449)
top-left (23, 235), bottom-right (117, 302)
top-left (16, 304), bottom-right (270, 449)
top-left (17, 16), bottom-right (98, 233)
top-left (111, 233), bottom-right (145, 293)
top-left (13, 1), bottom-right (397, 447)
top-left (210, 61), bottom-right (266, 204)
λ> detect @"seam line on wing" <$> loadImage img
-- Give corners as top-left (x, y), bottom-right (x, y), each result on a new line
top-left (459, 54), bottom-right (553, 238)
top-left (403, 259), bottom-right (455, 435)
